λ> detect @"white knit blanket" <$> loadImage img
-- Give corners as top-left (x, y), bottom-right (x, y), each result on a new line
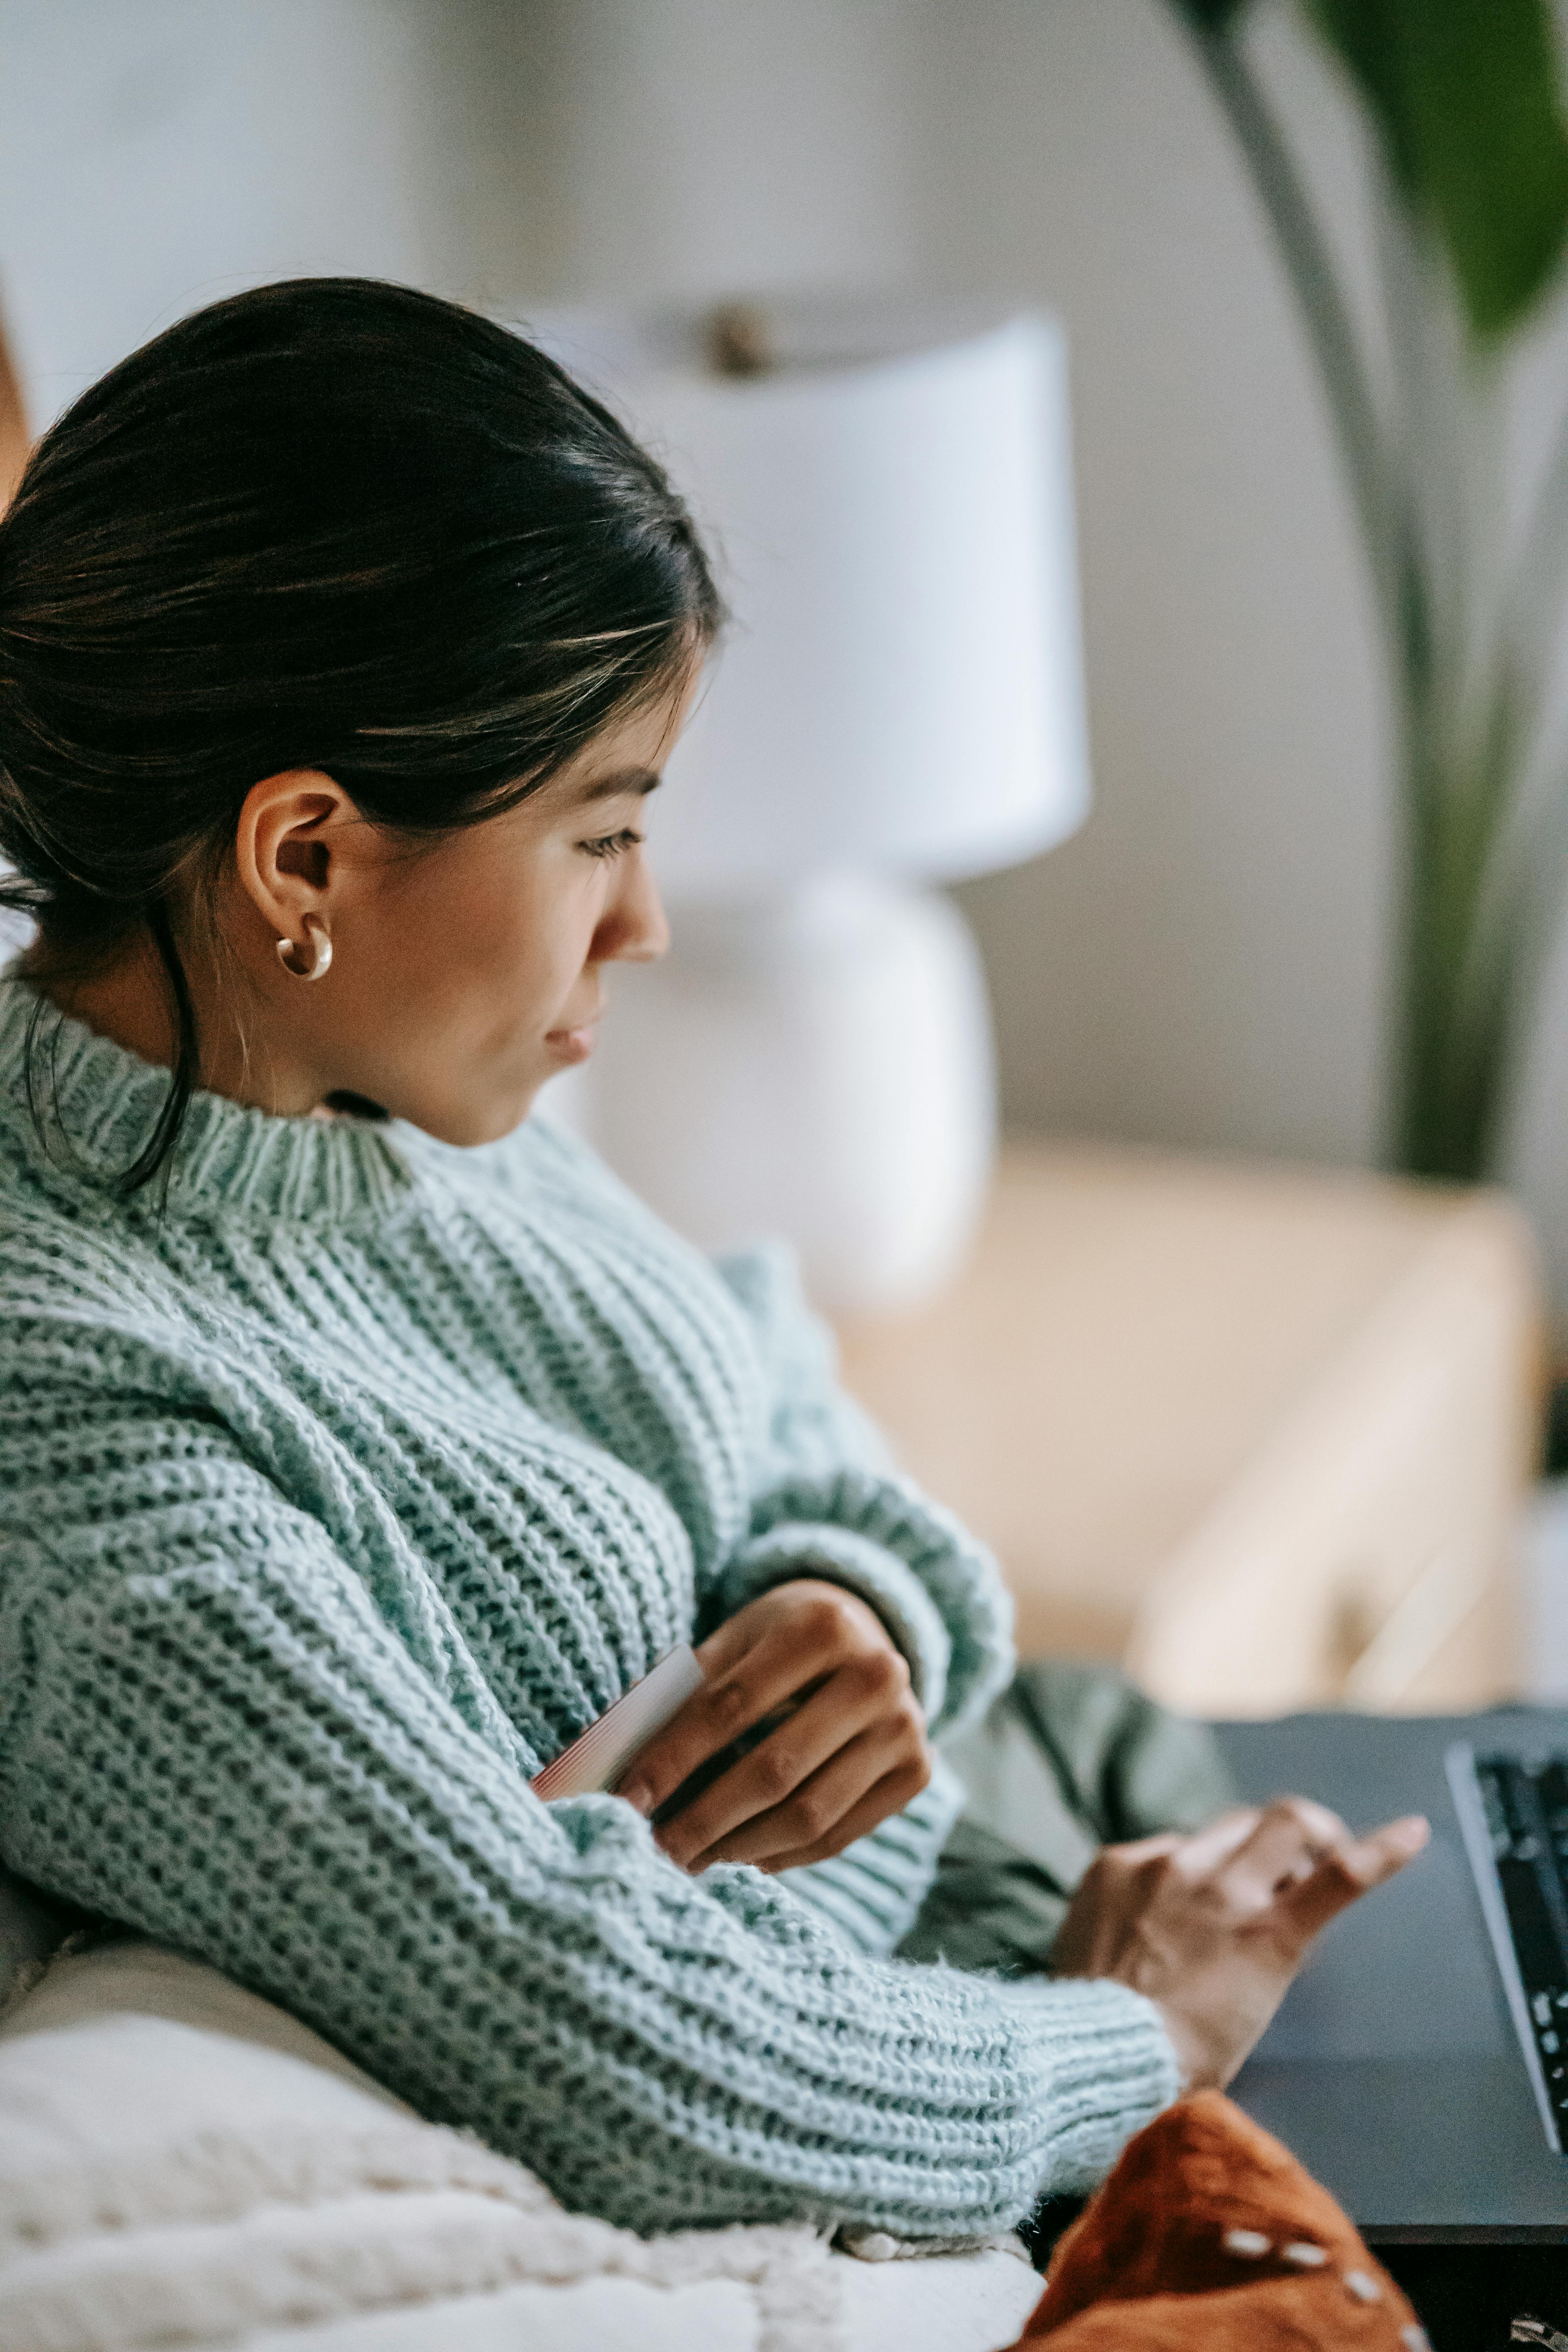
top-left (0, 1941), bottom-right (1040, 2352)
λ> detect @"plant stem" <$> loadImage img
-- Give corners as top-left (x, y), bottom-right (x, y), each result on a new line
top-left (1399, 734), bottom-right (1521, 1174)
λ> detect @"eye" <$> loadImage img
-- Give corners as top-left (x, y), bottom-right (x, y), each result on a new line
top-left (578, 827), bottom-right (643, 862)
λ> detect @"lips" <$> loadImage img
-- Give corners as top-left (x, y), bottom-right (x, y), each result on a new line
top-left (545, 1007), bottom-right (603, 1063)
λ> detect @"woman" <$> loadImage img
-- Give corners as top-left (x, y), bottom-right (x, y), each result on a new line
top-left (0, 279), bottom-right (1425, 2242)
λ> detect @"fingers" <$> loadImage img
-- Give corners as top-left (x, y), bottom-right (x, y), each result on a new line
top-left (1203, 1797), bottom-right (1352, 1909)
top-left (619, 1592), bottom-right (859, 1817)
top-left (1082, 1830), bottom-right (1192, 1880)
top-left (1055, 1795), bottom-right (1421, 1985)
top-left (685, 1724), bottom-right (929, 1871)
top-left (1054, 1795), bottom-right (1428, 2095)
top-left (655, 1650), bottom-right (920, 1869)
top-left (1278, 1814), bottom-right (1429, 1942)
top-left (1049, 1832), bottom-right (1190, 1977)
top-left (1163, 1805), bottom-right (1265, 1878)
top-left (755, 1754), bottom-right (935, 1873)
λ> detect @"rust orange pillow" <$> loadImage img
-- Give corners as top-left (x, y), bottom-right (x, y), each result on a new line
top-left (1005, 2090), bottom-right (1427, 2350)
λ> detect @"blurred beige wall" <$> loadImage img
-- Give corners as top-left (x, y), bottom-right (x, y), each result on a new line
top-left (6, 0), bottom-right (1568, 1313)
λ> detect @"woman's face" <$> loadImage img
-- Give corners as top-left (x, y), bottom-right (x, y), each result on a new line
top-left (229, 668), bottom-right (693, 1145)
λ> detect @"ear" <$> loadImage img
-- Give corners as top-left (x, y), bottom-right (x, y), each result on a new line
top-left (234, 769), bottom-right (352, 940)
top-left (0, 290), bottom-right (29, 513)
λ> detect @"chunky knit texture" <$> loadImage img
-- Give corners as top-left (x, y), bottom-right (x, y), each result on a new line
top-left (0, 978), bottom-right (1178, 2237)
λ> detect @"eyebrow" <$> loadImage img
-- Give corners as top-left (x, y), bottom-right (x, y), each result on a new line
top-left (573, 766), bottom-right (664, 804)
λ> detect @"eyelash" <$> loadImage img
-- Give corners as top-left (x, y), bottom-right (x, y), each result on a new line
top-left (579, 827), bottom-right (643, 862)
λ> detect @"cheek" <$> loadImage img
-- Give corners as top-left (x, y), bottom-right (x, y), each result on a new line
top-left (376, 849), bottom-right (585, 1031)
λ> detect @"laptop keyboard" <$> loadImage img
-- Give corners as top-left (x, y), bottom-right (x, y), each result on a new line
top-left (1450, 1745), bottom-right (1568, 2152)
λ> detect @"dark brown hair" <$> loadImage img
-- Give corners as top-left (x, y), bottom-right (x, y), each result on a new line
top-left (0, 277), bottom-right (721, 1186)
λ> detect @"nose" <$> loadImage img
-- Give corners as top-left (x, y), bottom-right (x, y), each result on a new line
top-left (593, 847), bottom-right (670, 966)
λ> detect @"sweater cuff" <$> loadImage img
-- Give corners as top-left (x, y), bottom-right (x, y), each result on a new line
top-left (996, 1976), bottom-right (1181, 2197)
top-left (718, 1523), bottom-right (953, 1726)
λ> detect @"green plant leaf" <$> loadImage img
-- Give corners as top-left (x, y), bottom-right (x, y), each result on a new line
top-left (1169, 0), bottom-right (1253, 27)
top-left (1307, 0), bottom-right (1568, 341)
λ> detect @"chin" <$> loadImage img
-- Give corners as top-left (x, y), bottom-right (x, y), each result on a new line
top-left (403, 1084), bottom-right (540, 1151)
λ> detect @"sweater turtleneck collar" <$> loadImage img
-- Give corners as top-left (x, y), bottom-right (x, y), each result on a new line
top-left (0, 975), bottom-right (419, 1223)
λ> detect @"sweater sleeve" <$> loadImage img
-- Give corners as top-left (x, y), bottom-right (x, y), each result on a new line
top-left (0, 1397), bottom-right (1174, 2241)
top-left (709, 1245), bottom-right (1018, 1954)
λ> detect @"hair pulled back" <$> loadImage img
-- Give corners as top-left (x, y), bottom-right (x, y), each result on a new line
top-left (0, 276), bottom-right (720, 1185)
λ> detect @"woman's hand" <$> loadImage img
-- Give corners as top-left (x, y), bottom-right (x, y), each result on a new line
top-left (1051, 1796), bottom-right (1430, 2091)
top-left (617, 1579), bottom-right (932, 1873)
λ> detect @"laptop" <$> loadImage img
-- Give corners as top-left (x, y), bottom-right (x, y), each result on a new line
top-left (1217, 1706), bottom-right (1568, 2243)
top-left (1448, 1740), bottom-right (1568, 2157)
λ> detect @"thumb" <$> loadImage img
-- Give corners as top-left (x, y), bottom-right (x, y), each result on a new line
top-left (1278, 1814), bottom-right (1429, 1943)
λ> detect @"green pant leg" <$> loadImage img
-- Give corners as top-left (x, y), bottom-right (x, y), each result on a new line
top-left (899, 1661), bottom-right (1236, 1975)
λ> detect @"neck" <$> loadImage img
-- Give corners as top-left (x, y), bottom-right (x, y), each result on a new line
top-left (23, 923), bottom-right (323, 1118)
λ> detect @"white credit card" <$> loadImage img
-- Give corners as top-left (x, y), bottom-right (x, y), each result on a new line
top-left (530, 1644), bottom-right (705, 1801)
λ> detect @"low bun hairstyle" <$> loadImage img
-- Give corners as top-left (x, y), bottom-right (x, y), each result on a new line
top-left (0, 276), bottom-right (721, 1186)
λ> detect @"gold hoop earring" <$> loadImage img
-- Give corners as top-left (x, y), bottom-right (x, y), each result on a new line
top-left (276, 914), bottom-right (333, 982)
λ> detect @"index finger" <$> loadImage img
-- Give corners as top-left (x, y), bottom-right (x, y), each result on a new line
top-left (1278, 1814), bottom-right (1430, 1943)
top-left (615, 1645), bottom-right (811, 1819)
top-left (1161, 1805), bottom-right (1263, 1877)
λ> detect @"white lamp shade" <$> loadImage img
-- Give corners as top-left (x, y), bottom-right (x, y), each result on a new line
top-left (530, 307), bottom-right (1091, 898)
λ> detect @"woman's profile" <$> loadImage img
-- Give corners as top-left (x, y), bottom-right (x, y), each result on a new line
top-left (0, 278), bottom-right (1426, 2239)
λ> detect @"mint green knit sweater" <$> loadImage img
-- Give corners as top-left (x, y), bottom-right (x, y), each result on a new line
top-left (0, 977), bottom-right (1176, 2236)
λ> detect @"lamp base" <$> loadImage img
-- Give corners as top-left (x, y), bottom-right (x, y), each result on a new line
top-left (572, 875), bottom-right (997, 1315)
